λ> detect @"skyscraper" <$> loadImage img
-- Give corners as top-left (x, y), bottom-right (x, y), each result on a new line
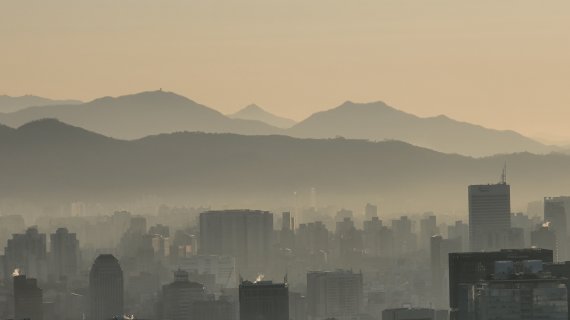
top-left (239, 280), bottom-right (289, 320)
top-left (430, 235), bottom-right (461, 309)
top-left (545, 197), bottom-right (569, 261)
top-left (199, 210), bottom-right (273, 276)
top-left (13, 273), bottom-right (43, 320)
top-left (307, 270), bottom-right (364, 320)
top-left (468, 182), bottom-right (511, 251)
top-left (49, 227), bottom-right (79, 281)
top-left (4, 227), bottom-right (47, 282)
top-left (161, 269), bottom-right (208, 320)
top-left (89, 254), bottom-right (124, 320)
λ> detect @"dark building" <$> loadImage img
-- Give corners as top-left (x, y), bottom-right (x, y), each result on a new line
top-left (49, 227), bottom-right (79, 281)
top-left (14, 273), bottom-right (43, 320)
top-left (532, 224), bottom-right (557, 259)
top-left (545, 197), bottom-right (569, 261)
top-left (199, 210), bottom-right (273, 277)
top-left (192, 299), bottom-right (235, 320)
top-left (468, 182), bottom-right (511, 251)
top-left (448, 248), bottom-right (553, 320)
top-left (239, 280), bottom-right (289, 320)
top-left (89, 254), bottom-right (124, 320)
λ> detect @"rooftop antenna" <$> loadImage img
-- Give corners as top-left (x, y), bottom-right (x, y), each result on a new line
top-left (500, 162), bottom-right (507, 184)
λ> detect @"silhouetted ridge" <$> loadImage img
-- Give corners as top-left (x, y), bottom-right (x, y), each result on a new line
top-left (289, 100), bottom-right (550, 156)
top-left (0, 119), bottom-right (569, 211)
top-left (0, 91), bottom-right (279, 139)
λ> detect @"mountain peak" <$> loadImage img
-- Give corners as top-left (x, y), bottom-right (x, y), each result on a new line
top-left (89, 90), bottom-right (198, 106)
top-left (230, 104), bottom-right (296, 129)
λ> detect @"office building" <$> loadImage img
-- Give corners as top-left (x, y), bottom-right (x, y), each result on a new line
top-left (307, 270), bottom-right (363, 320)
top-left (468, 182), bottom-right (511, 251)
top-left (532, 223), bottom-right (557, 260)
top-left (239, 280), bottom-right (289, 320)
top-left (420, 215), bottom-right (438, 252)
top-left (49, 227), bottom-right (79, 281)
top-left (3, 227), bottom-right (47, 282)
top-left (199, 210), bottom-right (273, 276)
top-left (89, 254), bottom-right (124, 320)
top-left (161, 269), bottom-right (208, 320)
top-left (545, 197), bottom-right (569, 261)
top-left (447, 220), bottom-right (469, 252)
top-left (430, 235), bottom-right (461, 309)
top-left (448, 248), bottom-right (553, 320)
top-left (465, 261), bottom-right (568, 320)
top-left (14, 273), bottom-right (43, 320)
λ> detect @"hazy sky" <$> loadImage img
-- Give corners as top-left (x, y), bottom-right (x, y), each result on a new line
top-left (1, 0), bottom-right (569, 141)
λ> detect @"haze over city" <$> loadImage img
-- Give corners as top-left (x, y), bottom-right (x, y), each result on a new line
top-left (2, 1), bottom-right (570, 320)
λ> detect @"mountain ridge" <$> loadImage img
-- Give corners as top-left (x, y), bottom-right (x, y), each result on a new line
top-left (0, 94), bottom-right (82, 113)
top-left (0, 91), bottom-right (555, 156)
top-left (1, 118), bottom-right (569, 212)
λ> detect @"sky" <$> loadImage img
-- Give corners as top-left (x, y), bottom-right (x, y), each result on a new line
top-left (1, 0), bottom-right (569, 142)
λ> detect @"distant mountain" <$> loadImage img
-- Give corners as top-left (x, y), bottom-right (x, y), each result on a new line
top-left (0, 92), bottom-right (555, 156)
top-left (0, 91), bottom-right (280, 139)
top-left (1, 119), bottom-right (569, 212)
top-left (0, 95), bottom-right (81, 113)
top-left (229, 104), bottom-right (296, 128)
top-left (287, 101), bottom-right (552, 156)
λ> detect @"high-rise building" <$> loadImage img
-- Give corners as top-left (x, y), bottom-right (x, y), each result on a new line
top-left (161, 269), bottom-right (208, 320)
top-left (532, 224), bottom-right (557, 260)
top-left (464, 261), bottom-right (568, 320)
top-left (3, 227), bottom-right (47, 282)
top-left (199, 210), bottom-right (273, 277)
top-left (448, 248), bottom-right (553, 320)
top-left (239, 280), bottom-right (289, 320)
top-left (420, 215), bottom-right (438, 252)
top-left (13, 273), bottom-right (43, 320)
top-left (297, 221), bottom-right (329, 255)
top-left (365, 203), bottom-right (378, 220)
top-left (280, 212), bottom-right (295, 249)
top-left (392, 216), bottom-right (417, 254)
top-left (468, 182), bottom-right (511, 251)
top-left (89, 254), bottom-right (124, 320)
top-left (49, 228), bottom-right (79, 281)
top-left (307, 270), bottom-right (363, 320)
top-left (363, 217), bottom-right (393, 257)
top-left (447, 220), bottom-right (469, 252)
top-left (545, 197), bottom-right (569, 261)
top-left (430, 235), bottom-right (461, 309)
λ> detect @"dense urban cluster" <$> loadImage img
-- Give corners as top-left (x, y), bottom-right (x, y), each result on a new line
top-left (1, 178), bottom-right (569, 320)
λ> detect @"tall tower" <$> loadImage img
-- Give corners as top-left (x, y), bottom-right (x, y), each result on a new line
top-left (89, 254), bottom-right (124, 320)
top-left (161, 269), bottom-right (207, 320)
top-left (50, 228), bottom-right (80, 281)
top-left (468, 176), bottom-right (511, 251)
